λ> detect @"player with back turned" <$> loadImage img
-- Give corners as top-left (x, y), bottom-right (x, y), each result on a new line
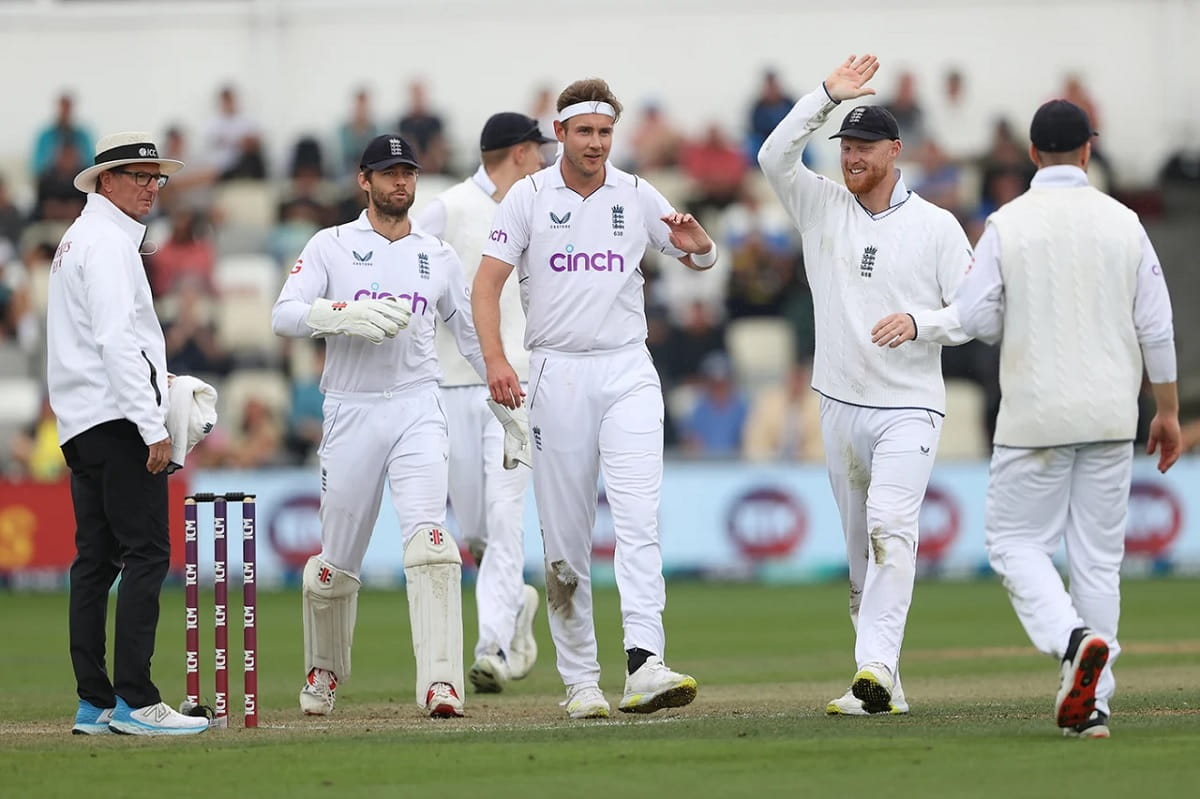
top-left (758, 54), bottom-right (973, 716)
top-left (272, 134), bottom-right (485, 719)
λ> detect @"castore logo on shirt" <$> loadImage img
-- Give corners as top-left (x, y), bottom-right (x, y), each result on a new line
top-left (352, 250), bottom-right (373, 266)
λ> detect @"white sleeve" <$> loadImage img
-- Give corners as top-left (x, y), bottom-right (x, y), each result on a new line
top-left (480, 177), bottom-right (533, 266)
top-left (953, 224), bottom-right (1006, 346)
top-left (413, 197), bottom-right (447, 239)
top-left (1133, 228), bottom-right (1177, 383)
top-left (638, 178), bottom-right (687, 258)
top-left (910, 216), bottom-right (974, 346)
top-left (271, 234), bottom-right (330, 338)
top-left (437, 248), bottom-right (487, 382)
top-left (83, 238), bottom-right (168, 444)
top-left (756, 84), bottom-right (845, 234)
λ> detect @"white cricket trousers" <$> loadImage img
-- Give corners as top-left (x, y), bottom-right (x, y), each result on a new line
top-left (985, 442), bottom-right (1131, 715)
top-left (819, 397), bottom-right (942, 676)
top-left (528, 344), bottom-right (666, 687)
top-left (317, 384), bottom-right (449, 573)
top-left (442, 384), bottom-right (531, 660)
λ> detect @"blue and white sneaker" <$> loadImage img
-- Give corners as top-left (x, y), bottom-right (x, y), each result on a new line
top-left (108, 697), bottom-right (209, 736)
top-left (72, 699), bottom-right (115, 735)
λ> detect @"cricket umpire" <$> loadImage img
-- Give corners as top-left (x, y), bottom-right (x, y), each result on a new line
top-left (48, 132), bottom-right (208, 735)
top-left (955, 99), bottom-right (1182, 738)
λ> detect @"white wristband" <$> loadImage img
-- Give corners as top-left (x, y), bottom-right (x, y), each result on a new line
top-left (691, 244), bottom-right (718, 270)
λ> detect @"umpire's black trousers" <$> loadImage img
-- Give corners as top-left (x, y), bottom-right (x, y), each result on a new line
top-left (62, 419), bottom-right (169, 709)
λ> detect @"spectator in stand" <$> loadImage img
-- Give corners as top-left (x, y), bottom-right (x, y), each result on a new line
top-left (927, 69), bottom-right (988, 163)
top-left (9, 396), bottom-right (67, 482)
top-left (155, 126), bottom-right (216, 214)
top-left (628, 101), bottom-right (683, 172)
top-left (529, 85), bottom-right (559, 148)
top-left (0, 175), bottom-right (25, 250)
top-left (337, 88), bottom-right (382, 180)
top-left (977, 118), bottom-right (1035, 217)
top-left (679, 351), bottom-right (749, 457)
top-left (31, 93), bottom-right (93, 178)
top-left (724, 227), bottom-right (796, 320)
top-left (746, 69), bottom-right (796, 167)
top-left (912, 139), bottom-right (964, 216)
top-left (226, 397), bottom-right (285, 468)
top-left (162, 277), bottom-right (230, 377)
top-left (883, 70), bottom-right (927, 148)
top-left (203, 85), bottom-right (266, 180)
top-left (285, 340), bottom-right (326, 464)
top-left (660, 300), bottom-right (727, 387)
top-left (147, 208), bottom-right (215, 297)
top-left (280, 137), bottom-right (336, 227)
top-left (269, 198), bottom-right (324, 268)
top-left (33, 141), bottom-right (88, 222)
top-left (680, 123), bottom-right (749, 219)
top-left (399, 80), bottom-right (450, 175)
top-left (742, 360), bottom-right (823, 462)
top-left (0, 240), bottom-right (34, 347)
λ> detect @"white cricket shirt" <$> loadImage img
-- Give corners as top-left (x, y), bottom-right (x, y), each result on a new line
top-left (415, 166), bottom-right (530, 386)
top-left (481, 159), bottom-right (687, 354)
top-left (272, 211), bottom-right (485, 394)
top-left (955, 165), bottom-right (1177, 447)
top-left (758, 85), bottom-right (973, 414)
top-left (46, 193), bottom-right (169, 446)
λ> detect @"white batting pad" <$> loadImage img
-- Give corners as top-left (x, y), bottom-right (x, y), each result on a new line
top-left (404, 524), bottom-right (464, 706)
top-left (302, 556), bottom-right (360, 680)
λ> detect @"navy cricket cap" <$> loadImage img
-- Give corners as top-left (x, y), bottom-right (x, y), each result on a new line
top-left (481, 112), bottom-right (556, 152)
top-left (360, 134), bottom-right (420, 171)
top-left (829, 105), bottom-right (901, 142)
top-left (1030, 99), bottom-right (1097, 153)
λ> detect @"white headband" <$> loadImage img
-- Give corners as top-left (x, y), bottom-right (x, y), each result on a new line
top-left (557, 101), bottom-right (617, 123)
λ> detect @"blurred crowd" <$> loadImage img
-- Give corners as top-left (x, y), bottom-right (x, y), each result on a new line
top-left (3, 69), bottom-right (1200, 482)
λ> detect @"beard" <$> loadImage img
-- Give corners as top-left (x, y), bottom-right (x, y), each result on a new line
top-left (843, 160), bottom-right (890, 196)
top-left (370, 186), bottom-right (414, 219)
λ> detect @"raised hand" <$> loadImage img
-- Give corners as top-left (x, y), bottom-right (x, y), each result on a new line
top-left (824, 54), bottom-right (880, 103)
top-left (661, 212), bottom-right (713, 254)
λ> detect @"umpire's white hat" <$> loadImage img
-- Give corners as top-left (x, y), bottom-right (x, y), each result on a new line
top-left (74, 131), bottom-right (185, 193)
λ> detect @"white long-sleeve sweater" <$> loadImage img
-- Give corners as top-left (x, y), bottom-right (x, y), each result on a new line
top-left (758, 86), bottom-right (972, 414)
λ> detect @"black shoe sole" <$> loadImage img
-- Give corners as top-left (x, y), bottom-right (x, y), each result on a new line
top-left (852, 675), bottom-right (893, 714)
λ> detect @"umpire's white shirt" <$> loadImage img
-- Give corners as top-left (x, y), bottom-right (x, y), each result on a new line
top-left (47, 193), bottom-right (169, 446)
top-left (955, 165), bottom-right (1176, 447)
top-left (272, 211), bottom-right (484, 392)
top-left (482, 159), bottom-right (687, 353)
top-left (415, 166), bottom-right (530, 385)
top-left (759, 86), bottom-right (972, 414)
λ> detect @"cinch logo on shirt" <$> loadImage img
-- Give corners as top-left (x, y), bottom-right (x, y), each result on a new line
top-left (549, 246), bottom-right (625, 273)
top-left (489, 229), bottom-right (507, 243)
top-left (352, 283), bottom-right (430, 315)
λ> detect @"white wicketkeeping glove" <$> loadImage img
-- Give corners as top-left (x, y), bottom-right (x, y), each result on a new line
top-left (305, 297), bottom-right (411, 344)
top-left (486, 399), bottom-right (533, 470)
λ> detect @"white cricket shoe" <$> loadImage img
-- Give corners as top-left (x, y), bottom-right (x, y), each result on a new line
top-left (108, 698), bottom-right (209, 736)
top-left (299, 667), bottom-right (338, 715)
top-left (618, 656), bottom-right (698, 714)
top-left (827, 678), bottom-right (909, 715)
top-left (1055, 627), bottom-right (1109, 728)
top-left (1062, 709), bottom-right (1111, 739)
top-left (563, 683), bottom-right (610, 719)
top-left (468, 651), bottom-right (511, 694)
top-left (508, 585), bottom-right (540, 680)
top-left (850, 663), bottom-right (895, 714)
top-left (425, 682), bottom-right (464, 718)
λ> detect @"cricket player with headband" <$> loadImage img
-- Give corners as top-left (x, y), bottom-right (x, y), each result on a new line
top-left (414, 112), bottom-right (555, 694)
top-left (473, 78), bottom-right (715, 719)
top-left (272, 134), bottom-right (487, 719)
top-left (953, 99), bottom-right (1181, 738)
top-left (758, 55), bottom-right (973, 716)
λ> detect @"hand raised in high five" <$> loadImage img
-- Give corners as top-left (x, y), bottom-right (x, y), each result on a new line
top-left (824, 54), bottom-right (880, 103)
top-left (661, 212), bottom-right (713, 254)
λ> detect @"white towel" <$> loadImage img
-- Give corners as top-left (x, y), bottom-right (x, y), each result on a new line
top-left (165, 375), bottom-right (218, 473)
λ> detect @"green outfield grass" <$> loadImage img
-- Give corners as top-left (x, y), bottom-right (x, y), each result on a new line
top-left (2, 578), bottom-right (1198, 798)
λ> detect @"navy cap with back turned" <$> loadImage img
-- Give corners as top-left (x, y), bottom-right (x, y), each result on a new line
top-left (360, 134), bottom-right (420, 171)
top-left (1029, 99), bottom-right (1097, 153)
top-left (481, 112), bottom-right (556, 152)
top-left (828, 105), bottom-right (901, 142)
